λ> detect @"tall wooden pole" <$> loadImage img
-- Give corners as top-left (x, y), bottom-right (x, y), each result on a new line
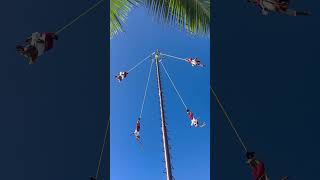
top-left (155, 50), bottom-right (173, 180)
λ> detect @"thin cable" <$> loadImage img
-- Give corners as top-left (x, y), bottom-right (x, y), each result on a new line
top-left (210, 85), bottom-right (248, 152)
top-left (127, 52), bottom-right (154, 73)
top-left (160, 53), bottom-right (187, 62)
top-left (95, 115), bottom-right (110, 179)
top-left (161, 56), bottom-right (185, 63)
top-left (55, 0), bottom-right (105, 35)
top-left (139, 59), bottom-right (154, 118)
top-left (160, 61), bottom-right (188, 110)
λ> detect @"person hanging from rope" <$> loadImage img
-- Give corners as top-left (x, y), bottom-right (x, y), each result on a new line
top-left (247, 0), bottom-right (311, 16)
top-left (131, 118), bottom-right (141, 141)
top-left (186, 109), bottom-right (206, 128)
top-left (246, 152), bottom-right (290, 180)
top-left (16, 32), bottom-right (58, 64)
top-left (186, 58), bottom-right (205, 67)
top-left (246, 152), bottom-right (269, 180)
top-left (115, 71), bottom-right (128, 82)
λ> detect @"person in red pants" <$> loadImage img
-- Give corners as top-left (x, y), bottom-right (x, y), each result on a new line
top-left (246, 152), bottom-right (269, 180)
top-left (246, 152), bottom-right (290, 180)
top-left (131, 118), bottom-right (141, 141)
top-left (186, 58), bottom-right (205, 67)
top-left (17, 32), bottom-right (58, 64)
top-left (247, 0), bottom-right (311, 16)
top-left (115, 71), bottom-right (128, 82)
top-left (186, 109), bottom-right (206, 128)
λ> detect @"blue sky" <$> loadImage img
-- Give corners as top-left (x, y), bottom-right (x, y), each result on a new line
top-left (0, 0), bottom-right (108, 179)
top-left (213, 1), bottom-right (320, 179)
top-left (110, 8), bottom-right (210, 180)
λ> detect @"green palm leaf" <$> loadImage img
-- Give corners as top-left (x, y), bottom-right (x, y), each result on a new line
top-left (143, 0), bottom-right (210, 36)
top-left (110, 0), bottom-right (210, 39)
top-left (110, 0), bottom-right (141, 39)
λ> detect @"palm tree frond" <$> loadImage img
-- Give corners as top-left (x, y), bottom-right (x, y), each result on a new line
top-left (110, 0), bottom-right (142, 39)
top-left (143, 0), bottom-right (210, 36)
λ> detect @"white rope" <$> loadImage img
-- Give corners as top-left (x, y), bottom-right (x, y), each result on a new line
top-left (160, 53), bottom-right (188, 62)
top-left (55, 0), bottom-right (105, 35)
top-left (210, 85), bottom-right (248, 152)
top-left (139, 59), bottom-right (154, 118)
top-left (160, 61), bottom-right (188, 110)
top-left (127, 52), bottom-right (154, 73)
top-left (95, 115), bottom-right (110, 179)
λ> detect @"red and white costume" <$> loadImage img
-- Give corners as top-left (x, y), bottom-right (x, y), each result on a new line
top-left (186, 58), bottom-right (203, 67)
top-left (249, 0), bottom-right (309, 16)
top-left (116, 71), bottom-right (128, 82)
top-left (248, 159), bottom-right (269, 180)
top-left (133, 120), bottom-right (141, 140)
top-left (187, 111), bottom-right (199, 127)
top-left (17, 32), bottom-right (57, 64)
top-left (30, 32), bottom-right (56, 56)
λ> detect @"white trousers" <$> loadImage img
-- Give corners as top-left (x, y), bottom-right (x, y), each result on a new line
top-left (191, 118), bottom-right (198, 127)
top-left (134, 130), bottom-right (140, 137)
